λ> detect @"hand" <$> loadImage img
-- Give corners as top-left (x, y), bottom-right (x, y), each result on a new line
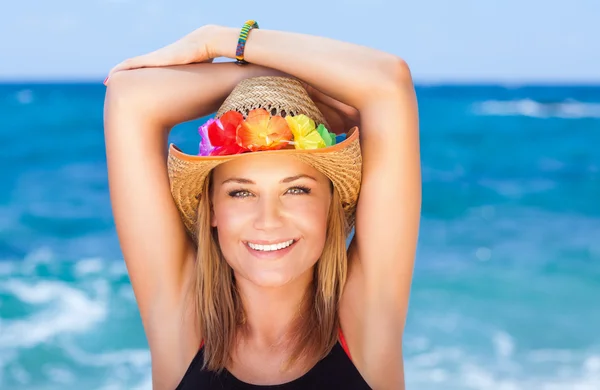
top-left (105, 25), bottom-right (220, 82)
top-left (300, 81), bottom-right (361, 134)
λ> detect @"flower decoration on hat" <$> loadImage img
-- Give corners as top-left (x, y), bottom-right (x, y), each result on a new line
top-left (198, 111), bottom-right (248, 156)
top-left (237, 109), bottom-right (292, 151)
top-left (198, 109), bottom-right (339, 156)
top-left (285, 114), bottom-right (337, 149)
top-left (198, 118), bottom-right (216, 156)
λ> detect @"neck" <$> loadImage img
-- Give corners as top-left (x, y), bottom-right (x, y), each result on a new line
top-left (235, 269), bottom-right (313, 348)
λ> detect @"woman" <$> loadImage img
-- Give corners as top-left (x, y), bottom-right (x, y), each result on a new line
top-left (104, 23), bottom-right (420, 389)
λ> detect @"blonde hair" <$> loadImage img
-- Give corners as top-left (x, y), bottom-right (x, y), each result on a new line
top-left (192, 171), bottom-right (348, 372)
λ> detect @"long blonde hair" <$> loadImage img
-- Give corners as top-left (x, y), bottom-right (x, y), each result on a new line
top-left (192, 171), bottom-right (348, 372)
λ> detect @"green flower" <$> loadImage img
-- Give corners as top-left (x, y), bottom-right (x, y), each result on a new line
top-left (316, 124), bottom-right (337, 147)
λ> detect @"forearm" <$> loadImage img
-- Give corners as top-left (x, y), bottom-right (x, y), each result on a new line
top-left (105, 62), bottom-right (286, 130)
top-left (212, 26), bottom-right (408, 110)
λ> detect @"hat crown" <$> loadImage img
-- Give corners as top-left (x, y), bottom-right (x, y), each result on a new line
top-left (216, 76), bottom-right (330, 128)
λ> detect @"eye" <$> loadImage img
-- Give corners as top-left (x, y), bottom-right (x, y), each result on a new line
top-left (228, 189), bottom-right (253, 198)
top-left (286, 186), bottom-right (311, 195)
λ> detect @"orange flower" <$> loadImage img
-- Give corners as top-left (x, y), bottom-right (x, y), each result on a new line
top-left (236, 109), bottom-right (292, 151)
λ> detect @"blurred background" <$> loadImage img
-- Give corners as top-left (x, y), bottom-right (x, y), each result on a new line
top-left (1, 1), bottom-right (599, 389)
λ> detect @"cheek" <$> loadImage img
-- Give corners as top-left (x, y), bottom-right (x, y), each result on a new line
top-left (212, 205), bottom-right (248, 267)
top-left (286, 197), bottom-right (329, 239)
top-left (212, 202), bottom-right (251, 236)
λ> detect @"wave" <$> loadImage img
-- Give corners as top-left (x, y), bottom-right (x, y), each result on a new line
top-left (0, 254), bottom-right (146, 389)
top-left (405, 344), bottom-right (600, 390)
top-left (473, 99), bottom-right (600, 119)
top-left (0, 279), bottom-right (108, 348)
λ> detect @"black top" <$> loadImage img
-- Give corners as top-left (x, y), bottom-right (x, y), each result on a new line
top-left (176, 341), bottom-right (372, 389)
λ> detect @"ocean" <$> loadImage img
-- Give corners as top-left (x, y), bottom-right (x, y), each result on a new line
top-left (0, 82), bottom-right (599, 389)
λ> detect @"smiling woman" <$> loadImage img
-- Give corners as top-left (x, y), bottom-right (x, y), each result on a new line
top-left (171, 79), bottom-right (360, 386)
top-left (104, 22), bottom-right (420, 390)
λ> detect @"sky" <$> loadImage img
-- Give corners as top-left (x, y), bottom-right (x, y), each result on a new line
top-left (0, 0), bottom-right (598, 83)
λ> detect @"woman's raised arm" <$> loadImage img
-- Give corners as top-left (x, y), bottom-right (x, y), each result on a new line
top-left (103, 61), bottom-right (285, 388)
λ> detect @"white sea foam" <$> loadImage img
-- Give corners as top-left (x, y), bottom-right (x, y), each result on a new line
top-left (528, 349), bottom-right (578, 363)
top-left (0, 256), bottom-right (145, 389)
top-left (108, 261), bottom-right (128, 277)
top-left (0, 280), bottom-right (107, 348)
top-left (62, 344), bottom-right (150, 369)
top-left (61, 344), bottom-right (151, 390)
top-left (406, 348), bottom-right (600, 390)
top-left (96, 373), bottom-right (152, 390)
top-left (74, 257), bottom-right (104, 277)
top-left (473, 99), bottom-right (600, 119)
top-left (493, 331), bottom-right (515, 358)
top-left (130, 375), bottom-right (153, 390)
top-left (23, 246), bottom-right (54, 264)
top-left (43, 365), bottom-right (76, 385)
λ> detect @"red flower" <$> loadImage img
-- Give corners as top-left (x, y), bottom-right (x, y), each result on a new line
top-left (207, 111), bottom-right (248, 156)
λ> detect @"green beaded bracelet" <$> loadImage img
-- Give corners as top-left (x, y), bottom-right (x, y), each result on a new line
top-left (235, 20), bottom-right (259, 65)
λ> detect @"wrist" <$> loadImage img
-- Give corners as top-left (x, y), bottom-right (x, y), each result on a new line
top-left (209, 25), bottom-right (240, 60)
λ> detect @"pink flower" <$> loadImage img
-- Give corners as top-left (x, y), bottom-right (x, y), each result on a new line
top-left (198, 118), bottom-right (216, 156)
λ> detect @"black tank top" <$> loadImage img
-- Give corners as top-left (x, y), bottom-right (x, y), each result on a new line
top-left (176, 332), bottom-right (371, 389)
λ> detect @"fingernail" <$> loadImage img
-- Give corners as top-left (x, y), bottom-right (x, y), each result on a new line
top-left (103, 76), bottom-right (109, 86)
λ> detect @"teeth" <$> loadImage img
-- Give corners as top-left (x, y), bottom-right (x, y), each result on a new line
top-left (248, 239), bottom-right (294, 252)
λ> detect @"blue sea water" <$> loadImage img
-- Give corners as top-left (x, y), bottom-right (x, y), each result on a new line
top-left (1, 82), bottom-right (599, 389)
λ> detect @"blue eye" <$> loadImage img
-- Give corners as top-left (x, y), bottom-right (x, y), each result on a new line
top-left (287, 186), bottom-right (311, 195)
top-left (228, 190), bottom-right (253, 198)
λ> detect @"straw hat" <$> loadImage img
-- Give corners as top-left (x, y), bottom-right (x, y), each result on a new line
top-left (167, 76), bottom-right (362, 242)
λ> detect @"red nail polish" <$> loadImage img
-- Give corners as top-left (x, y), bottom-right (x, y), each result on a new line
top-left (103, 76), bottom-right (109, 85)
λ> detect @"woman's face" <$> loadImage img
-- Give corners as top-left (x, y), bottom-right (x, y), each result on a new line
top-left (210, 154), bottom-right (331, 288)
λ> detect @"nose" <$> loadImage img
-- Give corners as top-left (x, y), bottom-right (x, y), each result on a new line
top-left (253, 195), bottom-right (284, 231)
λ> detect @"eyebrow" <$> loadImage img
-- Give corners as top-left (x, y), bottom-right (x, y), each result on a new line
top-left (221, 174), bottom-right (318, 185)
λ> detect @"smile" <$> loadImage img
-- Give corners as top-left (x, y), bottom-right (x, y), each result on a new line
top-left (246, 239), bottom-right (295, 252)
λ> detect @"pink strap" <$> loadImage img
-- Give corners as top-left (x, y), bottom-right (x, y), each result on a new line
top-left (338, 327), bottom-right (352, 361)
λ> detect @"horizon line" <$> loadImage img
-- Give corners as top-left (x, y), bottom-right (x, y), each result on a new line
top-left (1, 78), bottom-right (600, 88)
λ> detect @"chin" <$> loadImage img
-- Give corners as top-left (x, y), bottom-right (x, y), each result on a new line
top-left (245, 272), bottom-right (297, 288)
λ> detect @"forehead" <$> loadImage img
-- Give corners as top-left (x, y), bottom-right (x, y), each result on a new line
top-left (212, 154), bottom-right (326, 183)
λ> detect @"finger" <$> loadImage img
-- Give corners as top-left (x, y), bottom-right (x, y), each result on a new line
top-left (107, 58), bottom-right (143, 78)
top-left (107, 60), bottom-right (132, 77)
top-left (108, 47), bottom-right (172, 75)
top-left (108, 55), bottom-right (154, 77)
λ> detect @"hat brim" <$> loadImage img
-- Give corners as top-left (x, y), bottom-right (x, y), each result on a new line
top-left (168, 127), bottom-right (362, 242)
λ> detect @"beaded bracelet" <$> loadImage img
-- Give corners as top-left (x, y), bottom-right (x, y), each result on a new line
top-left (235, 20), bottom-right (259, 65)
